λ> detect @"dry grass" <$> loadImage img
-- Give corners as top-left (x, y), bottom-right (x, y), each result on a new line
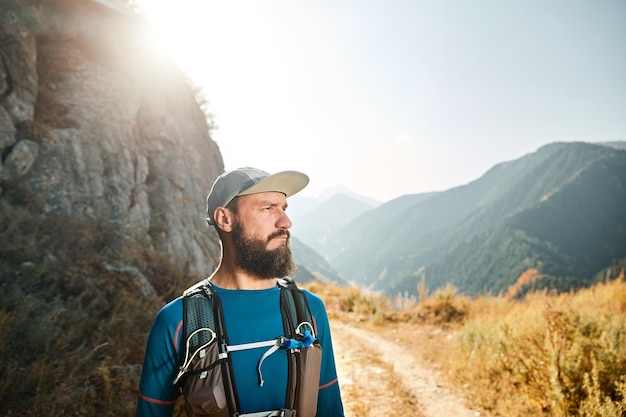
top-left (0, 202), bottom-right (192, 417)
top-left (307, 270), bottom-right (626, 417)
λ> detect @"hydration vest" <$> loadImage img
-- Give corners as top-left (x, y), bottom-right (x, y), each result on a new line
top-left (173, 277), bottom-right (322, 417)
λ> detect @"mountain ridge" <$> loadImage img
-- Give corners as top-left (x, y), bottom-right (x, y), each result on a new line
top-left (293, 141), bottom-right (626, 297)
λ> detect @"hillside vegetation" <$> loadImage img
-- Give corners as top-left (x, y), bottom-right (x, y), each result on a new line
top-left (307, 268), bottom-right (626, 417)
top-left (0, 204), bottom-right (193, 416)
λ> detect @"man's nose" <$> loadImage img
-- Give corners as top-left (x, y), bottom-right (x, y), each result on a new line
top-left (277, 210), bottom-right (292, 229)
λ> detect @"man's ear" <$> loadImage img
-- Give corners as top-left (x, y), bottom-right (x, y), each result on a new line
top-left (214, 207), bottom-right (234, 232)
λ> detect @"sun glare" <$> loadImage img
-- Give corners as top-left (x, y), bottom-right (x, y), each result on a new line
top-left (139, 1), bottom-right (291, 79)
top-left (136, 1), bottom-right (401, 199)
top-left (139, 1), bottom-right (219, 74)
top-left (137, 0), bottom-right (302, 111)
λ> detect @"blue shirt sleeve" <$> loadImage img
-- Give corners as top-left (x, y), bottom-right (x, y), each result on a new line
top-left (136, 298), bottom-right (183, 417)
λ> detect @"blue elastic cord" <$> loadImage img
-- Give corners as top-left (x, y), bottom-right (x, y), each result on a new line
top-left (283, 330), bottom-right (316, 349)
top-left (301, 330), bottom-right (315, 347)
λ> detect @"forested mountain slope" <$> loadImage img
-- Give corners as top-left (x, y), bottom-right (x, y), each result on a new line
top-left (330, 142), bottom-right (626, 296)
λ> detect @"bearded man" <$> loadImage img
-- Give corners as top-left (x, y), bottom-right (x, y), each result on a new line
top-left (136, 167), bottom-right (345, 417)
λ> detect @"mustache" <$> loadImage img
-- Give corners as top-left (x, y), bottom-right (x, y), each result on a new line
top-left (267, 230), bottom-right (290, 242)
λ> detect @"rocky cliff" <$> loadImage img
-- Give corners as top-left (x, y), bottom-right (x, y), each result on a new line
top-left (0, 0), bottom-right (223, 280)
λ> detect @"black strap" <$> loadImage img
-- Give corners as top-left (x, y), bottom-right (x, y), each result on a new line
top-left (279, 277), bottom-right (314, 339)
top-left (182, 283), bottom-right (241, 414)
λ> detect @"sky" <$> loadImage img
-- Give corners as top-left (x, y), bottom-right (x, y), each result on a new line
top-left (138, 0), bottom-right (626, 202)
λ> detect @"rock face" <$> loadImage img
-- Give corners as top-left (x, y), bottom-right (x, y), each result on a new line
top-left (0, 1), bottom-right (223, 277)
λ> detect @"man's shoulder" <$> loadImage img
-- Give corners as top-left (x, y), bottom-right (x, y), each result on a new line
top-left (299, 287), bottom-right (327, 313)
top-left (278, 278), bottom-right (327, 314)
top-left (155, 296), bottom-right (183, 322)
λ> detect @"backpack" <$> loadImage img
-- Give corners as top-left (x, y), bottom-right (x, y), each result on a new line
top-left (173, 277), bottom-right (322, 417)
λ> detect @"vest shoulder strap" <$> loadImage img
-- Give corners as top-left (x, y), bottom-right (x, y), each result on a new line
top-left (178, 278), bottom-right (320, 417)
top-left (278, 277), bottom-right (315, 338)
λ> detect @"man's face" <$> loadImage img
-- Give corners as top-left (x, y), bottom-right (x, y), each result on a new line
top-left (230, 192), bottom-right (296, 279)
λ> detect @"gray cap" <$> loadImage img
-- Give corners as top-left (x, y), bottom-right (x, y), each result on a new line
top-left (206, 167), bottom-right (309, 226)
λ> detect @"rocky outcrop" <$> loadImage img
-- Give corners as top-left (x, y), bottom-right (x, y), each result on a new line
top-left (0, 1), bottom-right (223, 279)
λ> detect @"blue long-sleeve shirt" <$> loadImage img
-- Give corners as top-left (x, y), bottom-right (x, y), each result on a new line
top-left (136, 283), bottom-right (344, 416)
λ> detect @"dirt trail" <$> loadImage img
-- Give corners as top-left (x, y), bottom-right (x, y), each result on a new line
top-left (332, 321), bottom-right (480, 417)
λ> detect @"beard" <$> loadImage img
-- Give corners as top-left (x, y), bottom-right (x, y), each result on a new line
top-left (231, 222), bottom-right (296, 279)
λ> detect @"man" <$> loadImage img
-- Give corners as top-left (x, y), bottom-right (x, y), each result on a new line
top-left (136, 167), bottom-right (344, 417)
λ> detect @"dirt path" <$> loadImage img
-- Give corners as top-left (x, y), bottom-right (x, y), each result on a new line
top-left (332, 321), bottom-right (480, 417)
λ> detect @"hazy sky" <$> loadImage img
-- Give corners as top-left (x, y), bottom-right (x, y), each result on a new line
top-left (140, 0), bottom-right (626, 202)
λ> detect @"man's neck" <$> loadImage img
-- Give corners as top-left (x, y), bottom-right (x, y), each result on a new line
top-left (209, 265), bottom-right (277, 290)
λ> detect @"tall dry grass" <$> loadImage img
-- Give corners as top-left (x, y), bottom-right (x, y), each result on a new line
top-left (450, 272), bottom-right (626, 417)
top-left (308, 270), bottom-right (626, 417)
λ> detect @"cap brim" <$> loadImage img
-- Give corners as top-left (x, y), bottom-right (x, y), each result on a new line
top-left (238, 170), bottom-right (309, 198)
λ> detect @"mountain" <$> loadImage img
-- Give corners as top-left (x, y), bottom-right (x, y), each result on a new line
top-left (602, 141), bottom-right (626, 151)
top-left (290, 236), bottom-right (348, 285)
top-left (325, 192), bottom-right (439, 268)
top-left (289, 191), bottom-right (379, 259)
top-left (327, 142), bottom-right (626, 297)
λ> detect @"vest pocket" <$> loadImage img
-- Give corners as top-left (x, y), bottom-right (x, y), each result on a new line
top-left (296, 342), bottom-right (322, 417)
top-left (182, 341), bottom-right (231, 417)
top-left (285, 342), bottom-right (322, 417)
